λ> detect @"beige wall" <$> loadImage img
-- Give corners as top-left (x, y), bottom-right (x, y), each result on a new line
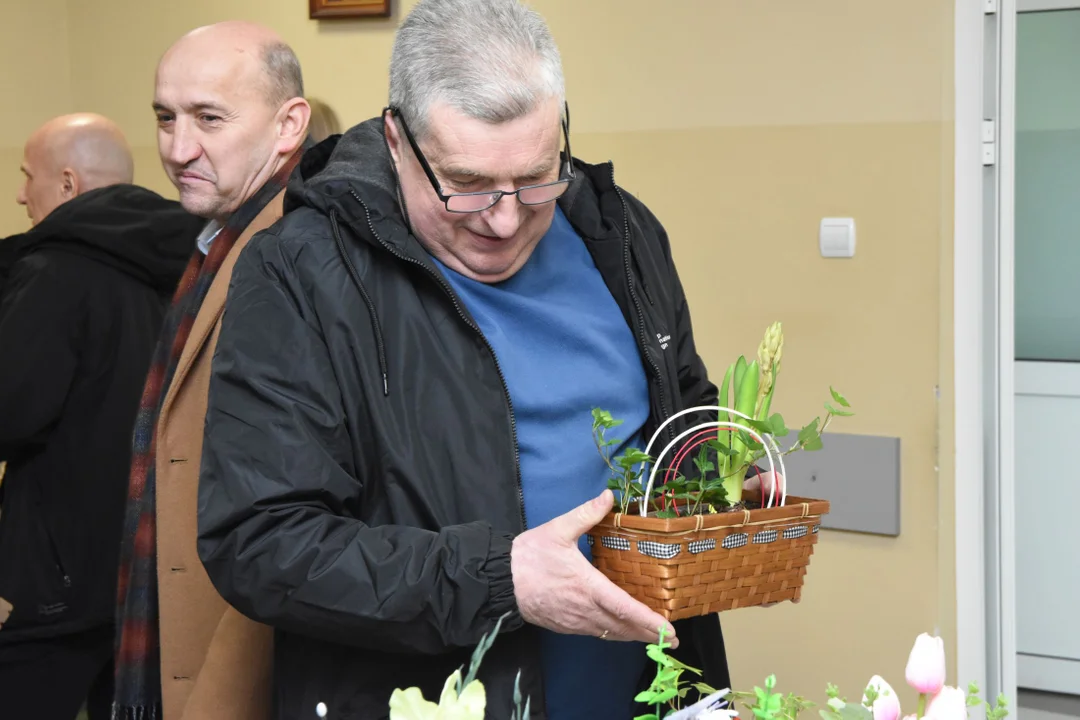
top-left (0, 0), bottom-right (71, 236)
top-left (5, 0), bottom-right (958, 706)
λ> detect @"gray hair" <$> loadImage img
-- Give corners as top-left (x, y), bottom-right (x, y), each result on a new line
top-left (263, 41), bottom-right (305, 108)
top-left (389, 0), bottom-right (565, 139)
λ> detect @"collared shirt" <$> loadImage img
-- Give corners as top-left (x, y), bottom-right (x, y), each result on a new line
top-left (196, 220), bottom-right (223, 256)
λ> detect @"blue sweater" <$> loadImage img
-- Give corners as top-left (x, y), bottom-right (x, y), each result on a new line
top-left (432, 207), bottom-right (651, 719)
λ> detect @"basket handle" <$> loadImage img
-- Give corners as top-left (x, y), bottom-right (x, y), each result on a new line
top-left (638, 405), bottom-right (788, 516)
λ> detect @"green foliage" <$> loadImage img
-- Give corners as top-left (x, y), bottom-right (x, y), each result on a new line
top-left (861, 685), bottom-right (879, 709)
top-left (968, 683), bottom-right (1010, 720)
top-left (723, 676), bottom-right (1010, 720)
top-left (633, 627), bottom-right (715, 720)
top-left (729, 678), bottom-right (816, 720)
top-left (752, 676), bottom-right (784, 720)
top-left (458, 612), bottom-right (509, 695)
top-left (593, 408), bottom-right (649, 514)
top-left (819, 702), bottom-right (874, 720)
top-left (592, 324), bottom-right (853, 517)
top-left (509, 670), bottom-right (531, 720)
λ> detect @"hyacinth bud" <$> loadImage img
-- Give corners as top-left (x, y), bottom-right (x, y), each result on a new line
top-left (756, 322), bottom-right (784, 418)
top-left (758, 321), bottom-right (784, 370)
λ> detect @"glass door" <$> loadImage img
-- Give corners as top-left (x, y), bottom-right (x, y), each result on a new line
top-left (1014, 0), bottom-right (1080, 696)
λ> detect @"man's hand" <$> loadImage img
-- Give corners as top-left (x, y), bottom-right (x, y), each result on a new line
top-left (742, 471), bottom-right (800, 609)
top-left (511, 489), bottom-right (678, 647)
top-left (0, 596), bottom-right (12, 630)
top-left (742, 470), bottom-right (783, 498)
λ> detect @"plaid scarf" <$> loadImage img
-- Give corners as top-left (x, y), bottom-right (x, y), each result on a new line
top-left (113, 154), bottom-right (300, 720)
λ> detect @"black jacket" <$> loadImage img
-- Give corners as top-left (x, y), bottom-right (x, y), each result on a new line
top-left (198, 120), bottom-right (728, 719)
top-left (0, 185), bottom-right (201, 643)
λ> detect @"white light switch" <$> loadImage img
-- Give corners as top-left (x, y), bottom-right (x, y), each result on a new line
top-left (819, 217), bottom-right (856, 258)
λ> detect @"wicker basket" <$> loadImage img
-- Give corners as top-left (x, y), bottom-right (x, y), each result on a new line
top-left (587, 496), bottom-right (830, 620)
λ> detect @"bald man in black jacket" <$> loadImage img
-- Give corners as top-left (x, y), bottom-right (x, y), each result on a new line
top-left (0, 113), bottom-right (201, 720)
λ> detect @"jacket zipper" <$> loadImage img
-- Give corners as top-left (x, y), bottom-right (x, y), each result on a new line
top-left (347, 190), bottom-right (527, 532)
top-left (610, 167), bottom-right (674, 442)
top-left (43, 522), bottom-right (72, 588)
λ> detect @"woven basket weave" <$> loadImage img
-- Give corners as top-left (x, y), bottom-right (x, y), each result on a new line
top-left (587, 496), bottom-right (829, 621)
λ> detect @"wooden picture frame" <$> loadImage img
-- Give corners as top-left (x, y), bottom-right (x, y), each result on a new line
top-left (309, 0), bottom-right (391, 19)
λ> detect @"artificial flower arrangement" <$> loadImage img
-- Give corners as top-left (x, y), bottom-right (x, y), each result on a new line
top-left (369, 623), bottom-right (1008, 720)
top-left (720, 632), bottom-right (1010, 720)
top-left (586, 322), bottom-right (850, 620)
top-left (637, 630), bottom-right (1010, 720)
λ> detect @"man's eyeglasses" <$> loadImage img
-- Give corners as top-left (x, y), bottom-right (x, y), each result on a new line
top-left (387, 104), bottom-right (575, 214)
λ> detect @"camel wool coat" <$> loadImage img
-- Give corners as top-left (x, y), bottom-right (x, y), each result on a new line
top-left (154, 191), bottom-right (285, 720)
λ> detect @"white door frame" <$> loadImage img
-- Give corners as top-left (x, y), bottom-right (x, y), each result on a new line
top-left (954, 0), bottom-right (1017, 707)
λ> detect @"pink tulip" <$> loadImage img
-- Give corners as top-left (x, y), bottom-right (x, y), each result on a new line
top-left (926, 686), bottom-right (967, 720)
top-left (905, 633), bottom-right (946, 694)
top-left (863, 676), bottom-right (901, 720)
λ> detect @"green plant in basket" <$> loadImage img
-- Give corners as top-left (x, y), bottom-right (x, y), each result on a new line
top-left (595, 321), bottom-right (854, 516)
top-left (714, 321), bottom-right (854, 507)
top-left (593, 408), bottom-right (653, 515)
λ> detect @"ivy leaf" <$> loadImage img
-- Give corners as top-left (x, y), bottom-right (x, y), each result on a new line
top-left (739, 431), bottom-right (764, 452)
top-left (746, 418), bottom-right (774, 436)
top-left (802, 434), bottom-right (824, 451)
top-left (592, 408), bottom-right (623, 430)
top-left (618, 448), bottom-right (653, 467)
top-left (768, 413), bottom-right (790, 437)
top-left (825, 403), bottom-right (855, 418)
top-left (667, 476), bottom-right (689, 491)
top-left (693, 446), bottom-right (716, 476)
top-left (707, 439), bottom-right (738, 456)
top-left (591, 408), bottom-right (605, 430)
top-left (829, 387), bottom-right (851, 408)
top-left (798, 419), bottom-right (821, 445)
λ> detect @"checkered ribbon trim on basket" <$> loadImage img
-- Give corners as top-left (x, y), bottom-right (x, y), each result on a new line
top-left (586, 535), bottom-right (594, 546)
top-left (601, 536), bottom-right (631, 552)
top-left (752, 529), bottom-right (779, 544)
top-left (688, 538), bottom-right (717, 554)
top-left (722, 533), bottom-right (748, 550)
top-left (637, 541), bottom-right (681, 560)
top-left (782, 526), bottom-right (809, 540)
top-left (813, 525), bottom-right (820, 534)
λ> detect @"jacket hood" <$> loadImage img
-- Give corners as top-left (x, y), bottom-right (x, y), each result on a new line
top-left (284, 116), bottom-right (626, 254)
top-left (284, 118), bottom-right (408, 248)
top-left (0, 184), bottom-right (202, 294)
